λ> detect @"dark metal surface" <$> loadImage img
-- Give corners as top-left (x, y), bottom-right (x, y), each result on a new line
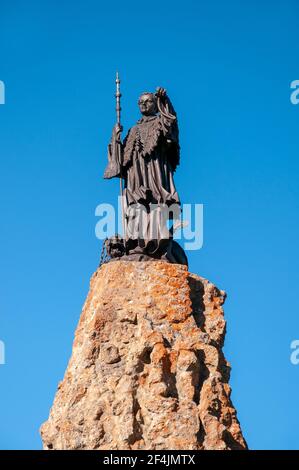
top-left (103, 78), bottom-right (187, 266)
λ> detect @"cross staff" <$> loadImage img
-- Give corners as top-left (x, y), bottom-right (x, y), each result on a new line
top-left (115, 72), bottom-right (126, 239)
top-left (115, 71), bottom-right (121, 126)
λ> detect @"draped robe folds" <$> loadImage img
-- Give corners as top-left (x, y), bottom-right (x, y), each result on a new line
top-left (104, 102), bottom-right (181, 249)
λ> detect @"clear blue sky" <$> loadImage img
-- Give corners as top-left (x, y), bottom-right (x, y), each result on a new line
top-left (0, 0), bottom-right (298, 450)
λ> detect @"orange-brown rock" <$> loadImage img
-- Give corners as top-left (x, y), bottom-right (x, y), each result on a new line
top-left (40, 261), bottom-right (247, 450)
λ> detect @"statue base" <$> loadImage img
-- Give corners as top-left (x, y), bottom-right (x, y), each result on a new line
top-left (103, 236), bottom-right (188, 266)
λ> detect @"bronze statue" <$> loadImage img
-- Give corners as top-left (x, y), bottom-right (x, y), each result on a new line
top-left (103, 74), bottom-right (187, 266)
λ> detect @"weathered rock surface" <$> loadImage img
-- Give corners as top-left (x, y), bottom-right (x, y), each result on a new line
top-left (40, 261), bottom-right (247, 450)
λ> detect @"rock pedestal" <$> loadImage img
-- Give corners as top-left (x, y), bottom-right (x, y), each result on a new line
top-left (40, 261), bottom-right (247, 450)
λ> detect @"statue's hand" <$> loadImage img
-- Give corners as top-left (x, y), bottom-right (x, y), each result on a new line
top-left (156, 87), bottom-right (167, 99)
top-left (113, 123), bottom-right (123, 139)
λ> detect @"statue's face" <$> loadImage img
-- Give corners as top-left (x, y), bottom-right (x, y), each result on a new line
top-left (138, 94), bottom-right (157, 116)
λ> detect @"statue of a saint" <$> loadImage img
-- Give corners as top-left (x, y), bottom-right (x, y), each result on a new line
top-left (103, 84), bottom-right (187, 265)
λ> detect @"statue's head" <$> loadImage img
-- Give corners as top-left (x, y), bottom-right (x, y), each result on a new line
top-left (138, 92), bottom-right (157, 116)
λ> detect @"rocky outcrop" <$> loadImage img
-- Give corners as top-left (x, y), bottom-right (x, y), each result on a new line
top-left (40, 261), bottom-right (247, 450)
